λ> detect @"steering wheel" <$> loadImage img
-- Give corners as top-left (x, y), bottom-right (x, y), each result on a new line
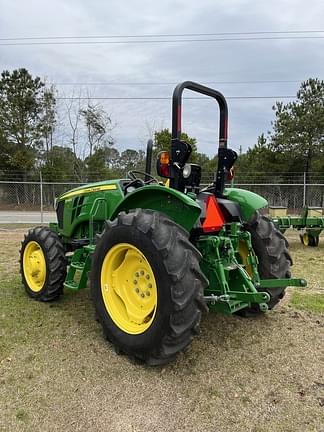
top-left (127, 170), bottom-right (158, 184)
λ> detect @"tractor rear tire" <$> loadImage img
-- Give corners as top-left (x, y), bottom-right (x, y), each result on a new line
top-left (90, 209), bottom-right (208, 366)
top-left (20, 226), bottom-right (67, 301)
top-left (238, 211), bottom-right (292, 317)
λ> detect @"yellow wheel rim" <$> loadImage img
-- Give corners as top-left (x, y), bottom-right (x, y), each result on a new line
top-left (23, 241), bottom-right (46, 292)
top-left (302, 233), bottom-right (309, 246)
top-left (238, 240), bottom-right (253, 277)
top-left (101, 243), bottom-right (158, 335)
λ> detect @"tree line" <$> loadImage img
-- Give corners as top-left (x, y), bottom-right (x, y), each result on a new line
top-left (0, 68), bottom-right (323, 184)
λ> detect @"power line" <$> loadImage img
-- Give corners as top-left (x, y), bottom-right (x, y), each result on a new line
top-left (54, 79), bottom-right (303, 86)
top-left (1, 36), bottom-right (324, 47)
top-left (54, 95), bottom-right (296, 100)
top-left (1, 30), bottom-right (324, 41)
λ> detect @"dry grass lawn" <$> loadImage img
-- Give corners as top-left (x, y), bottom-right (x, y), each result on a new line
top-left (0, 227), bottom-right (323, 432)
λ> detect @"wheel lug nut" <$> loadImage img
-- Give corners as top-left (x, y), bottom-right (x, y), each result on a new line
top-left (148, 283), bottom-right (152, 289)
top-left (133, 280), bottom-right (137, 284)
top-left (146, 275), bottom-right (150, 280)
top-left (141, 293), bottom-right (145, 298)
top-left (140, 270), bottom-right (144, 276)
top-left (146, 291), bottom-right (150, 296)
top-left (135, 272), bottom-right (139, 277)
top-left (135, 288), bottom-right (139, 293)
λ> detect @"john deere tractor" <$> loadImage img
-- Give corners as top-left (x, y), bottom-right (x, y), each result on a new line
top-left (20, 82), bottom-right (306, 365)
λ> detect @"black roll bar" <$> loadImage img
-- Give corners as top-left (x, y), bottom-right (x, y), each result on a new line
top-left (171, 81), bottom-right (228, 149)
top-left (171, 81), bottom-right (232, 197)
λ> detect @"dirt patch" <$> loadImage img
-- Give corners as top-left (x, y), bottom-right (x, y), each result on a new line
top-left (0, 229), bottom-right (323, 432)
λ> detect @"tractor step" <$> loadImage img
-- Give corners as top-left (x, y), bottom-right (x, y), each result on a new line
top-left (63, 280), bottom-right (79, 290)
top-left (84, 245), bottom-right (96, 253)
top-left (63, 246), bottom-right (92, 291)
top-left (70, 262), bottom-right (85, 270)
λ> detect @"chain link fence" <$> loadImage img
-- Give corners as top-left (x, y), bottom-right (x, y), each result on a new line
top-left (0, 178), bottom-right (323, 214)
top-left (0, 181), bottom-right (83, 211)
top-left (229, 183), bottom-right (324, 211)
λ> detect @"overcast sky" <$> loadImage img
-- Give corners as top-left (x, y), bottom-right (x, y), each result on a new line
top-left (1, 0), bottom-right (323, 157)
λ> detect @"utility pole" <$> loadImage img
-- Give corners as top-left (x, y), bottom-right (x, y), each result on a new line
top-left (40, 171), bottom-right (44, 223)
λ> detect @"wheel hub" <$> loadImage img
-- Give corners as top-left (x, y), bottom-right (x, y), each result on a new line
top-left (101, 243), bottom-right (157, 334)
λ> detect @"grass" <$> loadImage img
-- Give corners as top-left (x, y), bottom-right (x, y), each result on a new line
top-left (15, 410), bottom-right (28, 422)
top-left (0, 228), bottom-right (323, 432)
top-left (291, 291), bottom-right (324, 313)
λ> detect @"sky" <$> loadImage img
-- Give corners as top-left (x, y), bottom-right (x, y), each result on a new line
top-left (0, 0), bottom-right (323, 157)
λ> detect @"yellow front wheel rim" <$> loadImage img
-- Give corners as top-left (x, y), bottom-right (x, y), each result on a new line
top-left (23, 241), bottom-right (46, 292)
top-left (101, 243), bottom-right (158, 335)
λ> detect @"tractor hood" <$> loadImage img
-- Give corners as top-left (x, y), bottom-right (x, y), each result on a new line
top-left (58, 180), bottom-right (121, 201)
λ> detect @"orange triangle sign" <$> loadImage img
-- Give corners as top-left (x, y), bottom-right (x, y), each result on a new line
top-left (202, 196), bottom-right (225, 233)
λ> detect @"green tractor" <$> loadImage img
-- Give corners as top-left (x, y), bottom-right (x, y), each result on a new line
top-left (20, 81), bottom-right (306, 365)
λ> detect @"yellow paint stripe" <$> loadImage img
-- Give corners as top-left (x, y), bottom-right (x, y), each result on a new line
top-left (60, 184), bottom-right (117, 200)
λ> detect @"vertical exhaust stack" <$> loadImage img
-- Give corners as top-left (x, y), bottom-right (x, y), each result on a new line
top-left (144, 139), bottom-right (153, 182)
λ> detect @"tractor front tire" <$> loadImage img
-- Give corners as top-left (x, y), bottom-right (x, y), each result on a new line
top-left (239, 211), bottom-right (292, 317)
top-left (20, 226), bottom-right (67, 301)
top-left (91, 209), bottom-right (207, 366)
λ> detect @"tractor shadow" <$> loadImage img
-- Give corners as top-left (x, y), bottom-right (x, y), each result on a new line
top-left (44, 284), bottom-right (300, 378)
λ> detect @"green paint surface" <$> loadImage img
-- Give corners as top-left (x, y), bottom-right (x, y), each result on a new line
top-left (223, 187), bottom-right (268, 221)
top-left (111, 184), bottom-right (202, 231)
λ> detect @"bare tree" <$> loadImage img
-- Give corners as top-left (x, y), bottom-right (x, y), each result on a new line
top-left (65, 88), bottom-right (82, 158)
top-left (80, 97), bottom-right (114, 158)
top-left (63, 88), bottom-right (84, 180)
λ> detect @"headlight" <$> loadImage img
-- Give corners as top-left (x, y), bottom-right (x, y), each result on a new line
top-left (182, 164), bottom-right (192, 179)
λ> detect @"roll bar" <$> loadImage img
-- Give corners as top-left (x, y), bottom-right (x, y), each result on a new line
top-left (171, 81), bottom-right (234, 197)
top-left (172, 81), bottom-right (228, 149)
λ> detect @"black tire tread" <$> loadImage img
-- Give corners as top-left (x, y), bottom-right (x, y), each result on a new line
top-left (239, 211), bottom-right (292, 316)
top-left (20, 226), bottom-right (67, 301)
top-left (91, 209), bottom-right (208, 366)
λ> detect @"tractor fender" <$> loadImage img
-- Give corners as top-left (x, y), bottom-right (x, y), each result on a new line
top-left (110, 185), bottom-right (202, 232)
top-left (223, 187), bottom-right (268, 222)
